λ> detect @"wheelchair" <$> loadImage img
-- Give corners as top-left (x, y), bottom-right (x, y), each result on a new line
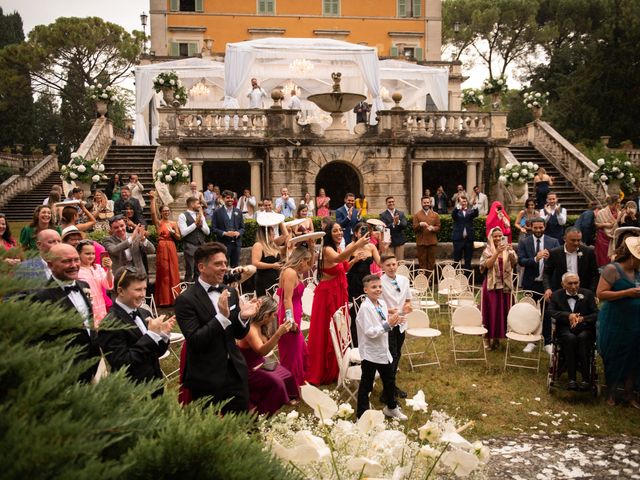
top-left (547, 318), bottom-right (600, 396)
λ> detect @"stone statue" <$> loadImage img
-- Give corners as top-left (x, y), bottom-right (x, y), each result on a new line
top-left (331, 72), bottom-right (342, 93)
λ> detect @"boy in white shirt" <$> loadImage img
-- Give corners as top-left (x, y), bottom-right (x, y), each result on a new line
top-left (355, 274), bottom-right (407, 420)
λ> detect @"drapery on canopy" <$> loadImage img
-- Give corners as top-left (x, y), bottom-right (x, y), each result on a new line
top-left (133, 57), bottom-right (225, 145)
top-left (224, 37), bottom-right (384, 125)
top-left (378, 59), bottom-right (449, 111)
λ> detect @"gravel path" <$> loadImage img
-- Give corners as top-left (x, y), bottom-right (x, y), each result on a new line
top-left (485, 434), bottom-right (640, 479)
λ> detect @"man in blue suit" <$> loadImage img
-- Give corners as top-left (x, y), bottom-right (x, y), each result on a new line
top-left (451, 195), bottom-right (478, 270)
top-left (212, 190), bottom-right (245, 267)
top-left (335, 192), bottom-right (360, 245)
top-left (517, 217), bottom-right (560, 352)
top-left (15, 229), bottom-right (61, 282)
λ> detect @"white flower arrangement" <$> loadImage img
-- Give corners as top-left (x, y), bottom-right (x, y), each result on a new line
top-left (60, 153), bottom-right (107, 184)
top-left (261, 385), bottom-right (489, 479)
top-left (588, 151), bottom-right (638, 190)
top-left (498, 161), bottom-right (538, 187)
top-left (155, 157), bottom-right (190, 185)
top-left (523, 91), bottom-right (549, 109)
top-left (461, 88), bottom-right (484, 108)
top-left (153, 71), bottom-right (188, 106)
top-left (482, 76), bottom-right (508, 95)
top-left (88, 81), bottom-right (117, 103)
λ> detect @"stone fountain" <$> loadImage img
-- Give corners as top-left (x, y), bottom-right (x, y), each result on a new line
top-left (307, 72), bottom-right (366, 138)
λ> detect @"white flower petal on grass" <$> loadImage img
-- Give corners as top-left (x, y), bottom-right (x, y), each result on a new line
top-left (418, 420), bottom-right (442, 443)
top-left (529, 411), bottom-right (541, 416)
top-left (337, 402), bottom-right (354, 418)
top-left (419, 445), bottom-right (439, 458)
top-left (440, 427), bottom-right (472, 448)
top-left (441, 448), bottom-right (480, 477)
top-left (346, 456), bottom-right (383, 476)
top-left (406, 390), bottom-right (428, 412)
top-left (300, 384), bottom-right (338, 421)
top-left (372, 429), bottom-right (406, 453)
top-left (357, 409), bottom-right (385, 434)
top-left (473, 441), bottom-right (491, 463)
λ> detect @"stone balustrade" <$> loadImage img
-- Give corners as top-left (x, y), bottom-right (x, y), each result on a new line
top-left (609, 148), bottom-right (640, 165)
top-left (158, 108), bottom-right (276, 139)
top-left (0, 154), bottom-right (58, 209)
top-left (0, 153), bottom-right (45, 172)
top-left (77, 117), bottom-right (114, 161)
top-left (508, 126), bottom-right (528, 146)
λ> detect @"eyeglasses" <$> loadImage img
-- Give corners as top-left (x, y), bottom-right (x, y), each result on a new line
top-left (117, 266), bottom-right (137, 289)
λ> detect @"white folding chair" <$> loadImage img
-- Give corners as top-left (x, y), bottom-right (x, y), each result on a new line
top-left (352, 293), bottom-right (367, 317)
top-left (265, 283), bottom-right (279, 301)
top-left (411, 271), bottom-right (441, 326)
top-left (450, 305), bottom-right (488, 364)
top-left (396, 263), bottom-right (412, 281)
top-left (140, 294), bottom-right (158, 318)
top-left (333, 305), bottom-right (361, 363)
top-left (329, 321), bottom-right (362, 402)
top-left (160, 331), bottom-right (185, 380)
top-left (504, 303), bottom-right (543, 372)
top-left (300, 286), bottom-right (314, 335)
top-left (171, 281), bottom-right (193, 299)
top-left (403, 310), bottom-right (441, 369)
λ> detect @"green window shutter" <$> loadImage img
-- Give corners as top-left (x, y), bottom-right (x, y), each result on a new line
top-left (195, 0), bottom-right (204, 12)
top-left (257, 0), bottom-right (264, 13)
top-left (170, 42), bottom-right (180, 56)
top-left (188, 42), bottom-right (199, 56)
top-left (390, 46), bottom-right (398, 57)
top-left (412, 0), bottom-right (421, 17)
top-left (415, 47), bottom-right (423, 60)
top-left (333, 0), bottom-right (340, 15)
top-left (398, 0), bottom-right (406, 17)
top-left (267, 0), bottom-right (274, 13)
top-left (323, 0), bottom-right (331, 15)
top-left (170, 0), bottom-right (179, 11)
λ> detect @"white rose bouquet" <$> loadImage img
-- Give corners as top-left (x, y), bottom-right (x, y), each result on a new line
top-left (461, 88), bottom-right (484, 108)
top-left (498, 161), bottom-right (538, 186)
top-left (482, 76), bottom-right (508, 95)
top-left (155, 157), bottom-right (190, 185)
top-left (523, 91), bottom-right (549, 109)
top-left (60, 153), bottom-right (107, 184)
top-left (588, 151), bottom-right (637, 190)
top-left (88, 80), bottom-right (117, 103)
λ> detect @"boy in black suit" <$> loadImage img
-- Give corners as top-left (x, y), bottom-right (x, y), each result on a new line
top-left (98, 266), bottom-right (175, 395)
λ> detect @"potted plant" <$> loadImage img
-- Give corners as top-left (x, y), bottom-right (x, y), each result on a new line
top-left (60, 152), bottom-right (107, 197)
top-left (588, 151), bottom-right (637, 197)
top-left (461, 88), bottom-right (484, 112)
top-left (88, 81), bottom-right (117, 117)
top-left (154, 157), bottom-right (191, 198)
top-left (481, 76), bottom-right (508, 109)
top-left (523, 90), bottom-right (549, 119)
top-left (498, 161), bottom-right (538, 199)
top-left (153, 71), bottom-right (188, 106)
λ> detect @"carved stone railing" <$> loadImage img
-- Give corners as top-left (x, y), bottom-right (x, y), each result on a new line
top-left (112, 126), bottom-right (133, 145)
top-left (376, 110), bottom-right (508, 140)
top-left (77, 117), bottom-right (114, 161)
top-left (0, 154), bottom-right (58, 209)
top-left (513, 120), bottom-right (606, 203)
top-left (0, 153), bottom-right (45, 172)
top-left (508, 126), bottom-right (529, 146)
top-left (609, 148), bottom-right (640, 164)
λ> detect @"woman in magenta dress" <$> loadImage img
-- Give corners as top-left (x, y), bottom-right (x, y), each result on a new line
top-left (480, 227), bottom-right (517, 349)
top-left (236, 297), bottom-right (298, 415)
top-left (277, 245), bottom-right (313, 388)
top-left (306, 221), bottom-right (370, 385)
top-left (485, 200), bottom-right (512, 244)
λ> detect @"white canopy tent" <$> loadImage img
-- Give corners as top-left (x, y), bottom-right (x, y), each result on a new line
top-left (378, 59), bottom-right (449, 111)
top-left (223, 38), bottom-right (384, 126)
top-left (133, 57), bottom-right (225, 145)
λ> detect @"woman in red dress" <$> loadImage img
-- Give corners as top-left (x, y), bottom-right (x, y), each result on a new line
top-left (485, 200), bottom-right (512, 244)
top-left (149, 191), bottom-right (181, 306)
top-left (306, 220), bottom-right (370, 385)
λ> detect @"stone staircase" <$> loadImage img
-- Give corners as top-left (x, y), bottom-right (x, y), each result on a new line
top-left (95, 145), bottom-right (157, 221)
top-left (508, 145), bottom-right (588, 215)
top-left (1, 171), bottom-right (62, 221)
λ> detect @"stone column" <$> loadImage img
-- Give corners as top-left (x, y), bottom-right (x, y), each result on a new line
top-left (412, 161), bottom-right (425, 214)
top-left (190, 160), bottom-right (203, 190)
top-left (249, 160), bottom-right (262, 201)
top-left (466, 161), bottom-right (478, 197)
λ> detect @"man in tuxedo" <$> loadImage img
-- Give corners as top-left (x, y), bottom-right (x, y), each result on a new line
top-left (212, 190), bottom-right (244, 268)
top-left (99, 266), bottom-right (175, 395)
top-left (179, 197), bottom-right (210, 281)
top-left (15, 229), bottom-right (61, 281)
top-left (335, 192), bottom-right (360, 245)
top-left (174, 242), bottom-right (258, 413)
top-left (113, 186), bottom-right (145, 224)
top-left (413, 196), bottom-right (441, 271)
top-left (518, 217), bottom-right (560, 351)
top-left (380, 196), bottom-right (408, 261)
top-left (540, 192), bottom-right (566, 244)
top-left (543, 227), bottom-right (598, 298)
top-left (451, 195), bottom-right (478, 270)
top-left (34, 243), bottom-right (100, 382)
top-left (548, 272), bottom-right (598, 391)
top-left (102, 216), bottom-right (155, 276)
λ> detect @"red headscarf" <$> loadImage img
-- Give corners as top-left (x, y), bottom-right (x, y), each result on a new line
top-left (485, 201), bottom-right (512, 243)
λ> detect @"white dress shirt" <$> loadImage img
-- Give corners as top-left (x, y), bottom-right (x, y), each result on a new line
top-left (565, 292), bottom-right (577, 312)
top-left (115, 299), bottom-right (167, 344)
top-left (275, 197), bottom-right (296, 218)
top-left (178, 209), bottom-right (210, 237)
top-left (381, 274), bottom-right (411, 333)
top-left (197, 278), bottom-right (248, 330)
top-left (247, 86), bottom-right (267, 108)
top-left (540, 206), bottom-right (567, 225)
top-left (53, 277), bottom-right (91, 331)
top-left (288, 95), bottom-right (302, 110)
top-left (356, 297), bottom-right (394, 364)
top-left (564, 246), bottom-right (579, 275)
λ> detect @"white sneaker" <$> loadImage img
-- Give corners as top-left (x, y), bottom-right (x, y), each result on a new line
top-left (523, 343), bottom-right (536, 353)
top-left (383, 406), bottom-right (408, 421)
top-left (544, 344), bottom-right (553, 356)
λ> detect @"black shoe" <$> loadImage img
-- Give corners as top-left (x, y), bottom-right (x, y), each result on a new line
top-left (395, 388), bottom-right (408, 399)
top-left (578, 381), bottom-right (590, 392)
top-left (567, 380), bottom-right (578, 391)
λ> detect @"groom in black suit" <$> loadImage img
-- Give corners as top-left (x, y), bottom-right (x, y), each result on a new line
top-left (34, 243), bottom-right (100, 383)
top-left (548, 272), bottom-right (598, 390)
top-left (175, 242), bottom-right (258, 413)
top-left (211, 190), bottom-right (245, 267)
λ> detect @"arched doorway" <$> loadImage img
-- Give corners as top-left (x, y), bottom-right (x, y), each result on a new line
top-left (315, 162), bottom-right (361, 213)
top-left (202, 161), bottom-right (251, 196)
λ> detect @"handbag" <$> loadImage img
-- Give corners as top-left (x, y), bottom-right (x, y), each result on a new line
top-left (260, 356), bottom-right (278, 371)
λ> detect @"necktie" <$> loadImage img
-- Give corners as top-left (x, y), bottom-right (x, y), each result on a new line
top-left (63, 284), bottom-right (80, 293)
top-left (391, 279), bottom-right (400, 292)
top-left (536, 238), bottom-right (541, 253)
top-left (375, 306), bottom-right (386, 321)
top-left (208, 285), bottom-right (225, 293)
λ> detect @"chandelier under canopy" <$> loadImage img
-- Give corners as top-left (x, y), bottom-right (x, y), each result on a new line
top-left (189, 79), bottom-right (210, 98)
top-left (289, 58), bottom-right (314, 75)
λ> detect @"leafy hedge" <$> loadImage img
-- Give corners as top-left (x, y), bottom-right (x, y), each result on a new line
top-left (86, 214), bottom-right (579, 251)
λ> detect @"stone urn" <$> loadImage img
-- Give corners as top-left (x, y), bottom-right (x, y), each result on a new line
top-left (391, 91), bottom-right (403, 110)
top-left (270, 88), bottom-right (284, 108)
top-left (491, 92), bottom-right (502, 110)
top-left (510, 182), bottom-right (526, 199)
top-left (95, 100), bottom-right (108, 117)
top-left (465, 104), bottom-right (480, 112)
top-left (606, 180), bottom-right (622, 197)
top-left (48, 143), bottom-right (58, 155)
top-left (162, 87), bottom-right (175, 105)
top-left (532, 106), bottom-right (543, 120)
top-left (75, 180), bottom-right (93, 198)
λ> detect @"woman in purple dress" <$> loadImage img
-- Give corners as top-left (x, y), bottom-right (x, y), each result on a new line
top-left (236, 297), bottom-right (298, 415)
top-left (480, 227), bottom-right (517, 349)
top-left (277, 245), bottom-right (313, 388)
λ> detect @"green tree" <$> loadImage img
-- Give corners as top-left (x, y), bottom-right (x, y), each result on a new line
top-left (31, 92), bottom-right (62, 152)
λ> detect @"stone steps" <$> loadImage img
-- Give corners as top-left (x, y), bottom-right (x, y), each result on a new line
top-left (2, 172), bottom-right (63, 221)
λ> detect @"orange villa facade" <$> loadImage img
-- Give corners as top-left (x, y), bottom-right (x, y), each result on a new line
top-left (149, 0), bottom-right (442, 61)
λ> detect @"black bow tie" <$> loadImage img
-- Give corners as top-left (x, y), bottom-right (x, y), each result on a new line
top-left (567, 294), bottom-right (579, 300)
top-left (208, 285), bottom-right (225, 293)
top-left (129, 309), bottom-right (142, 321)
top-left (63, 284), bottom-right (80, 293)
